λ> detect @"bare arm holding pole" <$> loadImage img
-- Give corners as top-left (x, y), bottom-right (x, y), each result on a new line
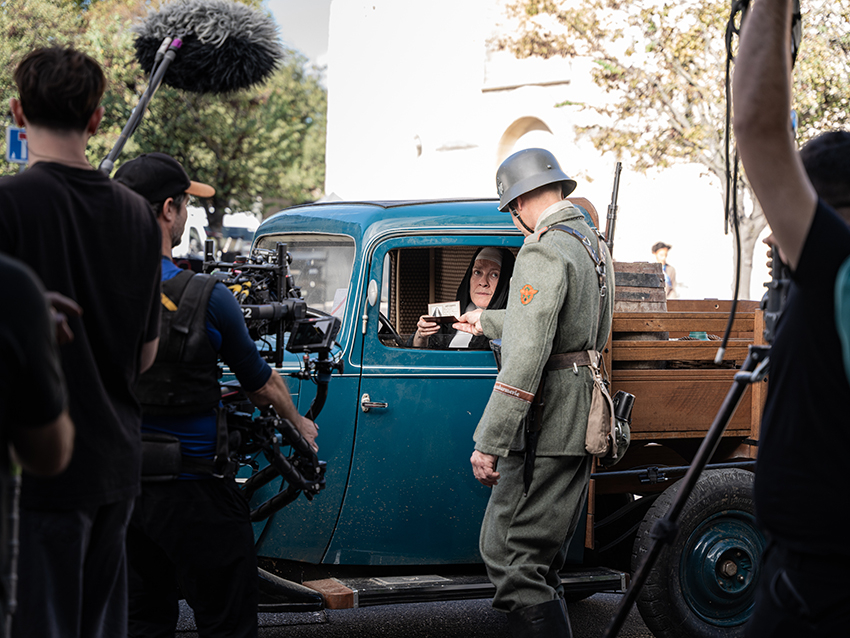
top-left (733, 0), bottom-right (813, 271)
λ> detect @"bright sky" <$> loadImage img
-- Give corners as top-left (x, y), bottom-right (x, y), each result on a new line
top-left (267, 0), bottom-right (332, 66)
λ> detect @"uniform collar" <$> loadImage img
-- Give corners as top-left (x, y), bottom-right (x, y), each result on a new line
top-left (535, 199), bottom-right (583, 232)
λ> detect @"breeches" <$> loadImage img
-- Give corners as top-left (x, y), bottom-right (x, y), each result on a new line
top-left (479, 453), bottom-right (591, 613)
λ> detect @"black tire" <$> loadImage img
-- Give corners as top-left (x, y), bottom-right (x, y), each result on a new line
top-left (632, 469), bottom-right (765, 638)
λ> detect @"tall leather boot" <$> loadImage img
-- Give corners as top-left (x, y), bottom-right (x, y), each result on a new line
top-left (506, 598), bottom-right (573, 638)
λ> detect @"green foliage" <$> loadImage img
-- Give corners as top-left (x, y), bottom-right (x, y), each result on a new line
top-left (0, 0), bottom-right (84, 132)
top-left (500, 0), bottom-right (849, 178)
top-left (1, 0), bottom-right (327, 226)
top-left (499, 0), bottom-right (850, 293)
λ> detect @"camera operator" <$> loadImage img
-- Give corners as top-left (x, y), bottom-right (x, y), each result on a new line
top-left (734, 1), bottom-right (850, 636)
top-left (114, 153), bottom-right (318, 638)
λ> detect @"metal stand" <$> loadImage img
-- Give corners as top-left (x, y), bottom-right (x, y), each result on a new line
top-left (603, 344), bottom-right (770, 638)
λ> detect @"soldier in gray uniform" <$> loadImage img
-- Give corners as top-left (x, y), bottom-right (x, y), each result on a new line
top-left (455, 148), bottom-right (615, 637)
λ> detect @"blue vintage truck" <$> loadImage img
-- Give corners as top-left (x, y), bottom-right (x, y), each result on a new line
top-left (222, 198), bottom-right (765, 638)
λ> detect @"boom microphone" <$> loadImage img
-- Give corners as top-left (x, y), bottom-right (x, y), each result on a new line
top-left (133, 0), bottom-right (285, 94)
top-left (100, 0), bottom-right (285, 174)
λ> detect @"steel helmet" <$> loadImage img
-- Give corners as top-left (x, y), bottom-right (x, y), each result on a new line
top-left (495, 148), bottom-right (577, 212)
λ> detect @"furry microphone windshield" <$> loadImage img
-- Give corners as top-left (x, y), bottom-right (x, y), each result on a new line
top-left (133, 0), bottom-right (285, 94)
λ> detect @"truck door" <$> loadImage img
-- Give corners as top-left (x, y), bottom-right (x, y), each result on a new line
top-left (325, 236), bottom-right (521, 566)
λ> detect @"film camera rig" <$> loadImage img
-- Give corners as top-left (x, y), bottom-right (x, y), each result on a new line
top-left (203, 239), bottom-right (342, 521)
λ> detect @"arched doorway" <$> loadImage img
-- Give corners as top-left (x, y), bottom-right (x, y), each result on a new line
top-left (496, 117), bottom-right (555, 167)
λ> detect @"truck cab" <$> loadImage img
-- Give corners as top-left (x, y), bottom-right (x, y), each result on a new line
top-left (241, 198), bottom-right (765, 638)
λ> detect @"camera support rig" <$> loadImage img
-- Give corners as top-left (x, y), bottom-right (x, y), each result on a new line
top-left (203, 239), bottom-right (342, 521)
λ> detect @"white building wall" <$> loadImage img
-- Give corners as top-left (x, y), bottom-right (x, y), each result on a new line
top-left (325, 0), bottom-right (769, 299)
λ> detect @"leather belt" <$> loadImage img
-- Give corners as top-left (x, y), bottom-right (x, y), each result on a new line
top-left (545, 350), bottom-right (593, 371)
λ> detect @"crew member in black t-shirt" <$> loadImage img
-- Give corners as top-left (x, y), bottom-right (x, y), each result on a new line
top-left (0, 47), bottom-right (161, 638)
top-left (734, 2), bottom-right (850, 636)
top-left (0, 253), bottom-right (75, 638)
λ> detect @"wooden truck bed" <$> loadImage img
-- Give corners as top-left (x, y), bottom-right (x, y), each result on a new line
top-left (610, 299), bottom-right (766, 444)
top-left (593, 265), bottom-right (766, 500)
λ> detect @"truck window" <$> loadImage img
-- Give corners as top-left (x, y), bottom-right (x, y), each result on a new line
top-left (378, 245), bottom-right (517, 350)
top-left (256, 233), bottom-right (356, 320)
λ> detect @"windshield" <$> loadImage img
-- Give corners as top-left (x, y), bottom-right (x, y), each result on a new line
top-left (256, 233), bottom-right (356, 320)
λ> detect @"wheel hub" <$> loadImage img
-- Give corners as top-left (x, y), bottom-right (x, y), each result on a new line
top-left (680, 510), bottom-right (765, 626)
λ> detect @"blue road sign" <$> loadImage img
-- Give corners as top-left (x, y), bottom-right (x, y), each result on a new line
top-left (6, 126), bottom-right (28, 164)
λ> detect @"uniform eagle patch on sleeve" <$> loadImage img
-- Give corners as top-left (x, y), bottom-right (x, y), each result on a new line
top-left (520, 284), bottom-right (539, 305)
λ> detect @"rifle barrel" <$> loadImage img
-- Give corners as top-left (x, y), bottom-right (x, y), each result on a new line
top-left (605, 162), bottom-right (623, 254)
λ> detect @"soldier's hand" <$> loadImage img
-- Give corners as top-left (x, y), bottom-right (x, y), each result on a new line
top-left (471, 450), bottom-right (500, 487)
top-left (295, 415), bottom-right (319, 452)
top-left (454, 309), bottom-right (483, 336)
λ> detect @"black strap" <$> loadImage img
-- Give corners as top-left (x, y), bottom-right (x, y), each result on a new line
top-left (160, 271), bottom-right (216, 361)
top-left (172, 273), bottom-right (218, 336)
top-left (546, 224), bottom-right (608, 348)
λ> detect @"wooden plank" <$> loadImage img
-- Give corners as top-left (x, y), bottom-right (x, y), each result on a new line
top-left (749, 309), bottom-right (767, 441)
top-left (303, 579), bottom-right (355, 610)
top-left (629, 428), bottom-right (752, 440)
top-left (610, 372), bottom-right (754, 435)
top-left (614, 301), bottom-right (667, 312)
top-left (615, 272), bottom-right (664, 288)
top-left (615, 286), bottom-right (667, 303)
top-left (613, 369), bottom-right (747, 381)
top-left (666, 299), bottom-right (761, 313)
top-left (612, 340), bottom-right (750, 362)
top-left (613, 312), bottom-right (754, 334)
top-left (614, 262), bottom-right (664, 274)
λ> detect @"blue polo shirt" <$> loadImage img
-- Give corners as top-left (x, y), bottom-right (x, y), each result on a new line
top-left (142, 257), bottom-right (271, 464)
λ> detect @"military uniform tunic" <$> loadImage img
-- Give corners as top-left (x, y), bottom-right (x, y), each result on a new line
top-left (474, 199), bottom-right (615, 612)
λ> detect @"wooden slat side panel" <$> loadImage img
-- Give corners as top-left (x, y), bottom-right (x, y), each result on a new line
top-left (613, 312), bottom-right (754, 334)
top-left (666, 299), bottom-right (761, 313)
top-left (611, 372), bottom-right (754, 435)
top-left (612, 340), bottom-right (750, 362)
top-left (615, 286), bottom-right (666, 303)
top-left (750, 309), bottom-right (767, 441)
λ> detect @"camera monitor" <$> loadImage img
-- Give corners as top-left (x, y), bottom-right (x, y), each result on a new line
top-left (286, 316), bottom-right (341, 354)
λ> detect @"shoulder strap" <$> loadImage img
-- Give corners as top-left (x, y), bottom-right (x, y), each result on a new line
top-left (172, 273), bottom-right (217, 336)
top-left (546, 224), bottom-right (609, 345)
top-left (160, 272), bottom-right (217, 361)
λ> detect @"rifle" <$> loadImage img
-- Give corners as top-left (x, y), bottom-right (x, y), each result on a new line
top-left (604, 162), bottom-right (622, 254)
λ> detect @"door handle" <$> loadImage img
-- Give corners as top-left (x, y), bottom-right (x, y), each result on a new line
top-left (361, 393), bottom-right (388, 412)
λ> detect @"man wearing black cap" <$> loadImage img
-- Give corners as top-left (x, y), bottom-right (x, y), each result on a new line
top-left (115, 153), bottom-right (318, 638)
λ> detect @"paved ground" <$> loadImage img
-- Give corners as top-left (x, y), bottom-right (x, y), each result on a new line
top-left (176, 592), bottom-right (655, 637)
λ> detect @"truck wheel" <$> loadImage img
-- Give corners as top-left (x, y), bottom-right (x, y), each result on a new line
top-left (632, 469), bottom-right (764, 638)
